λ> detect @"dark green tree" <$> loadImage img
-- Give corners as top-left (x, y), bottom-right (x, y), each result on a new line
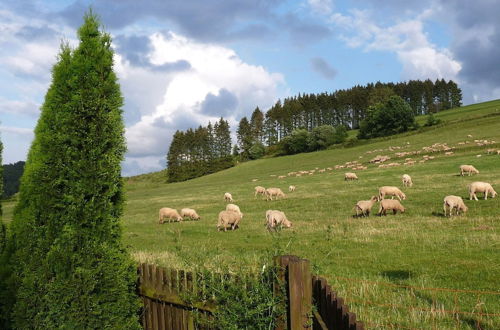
top-left (250, 107), bottom-right (264, 143)
top-left (237, 117), bottom-right (253, 159)
top-left (281, 129), bottom-right (310, 155)
top-left (7, 12), bottom-right (140, 329)
top-left (358, 95), bottom-right (418, 139)
top-left (308, 125), bottom-right (336, 151)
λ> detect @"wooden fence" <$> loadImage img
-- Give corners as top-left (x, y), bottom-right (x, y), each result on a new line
top-left (138, 255), bottom-right (363, 329)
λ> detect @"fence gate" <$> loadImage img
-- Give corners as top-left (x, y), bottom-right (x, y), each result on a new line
top-left (138, 263), bottom-right (214, 330)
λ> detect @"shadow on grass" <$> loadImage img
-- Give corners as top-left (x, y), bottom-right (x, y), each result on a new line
top-left (381, 270), bottom-right (414, 281)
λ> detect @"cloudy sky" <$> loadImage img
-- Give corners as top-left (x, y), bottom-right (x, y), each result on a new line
top-left (1, 0), bottom-right (499, 176)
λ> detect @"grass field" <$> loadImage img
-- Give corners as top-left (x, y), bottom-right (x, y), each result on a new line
top-left (3, 100), bottom-right (500, 328)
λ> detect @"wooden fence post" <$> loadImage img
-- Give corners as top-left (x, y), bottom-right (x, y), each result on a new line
top-left (274, 255), bottom-right (313, 330)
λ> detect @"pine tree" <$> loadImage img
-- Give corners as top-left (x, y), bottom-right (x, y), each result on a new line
top-left (250, 107), bottom-right (264, 143)
top-left (7, 12), bottom-right (140, 328)
top-left (237, 117), bottom-right (253, 159)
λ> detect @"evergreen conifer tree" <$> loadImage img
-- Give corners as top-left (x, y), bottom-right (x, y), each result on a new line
top-left (7, 12), bottom-right (140, 329)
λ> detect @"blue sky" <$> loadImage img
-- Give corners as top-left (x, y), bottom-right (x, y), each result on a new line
top-left (1, 0), bottom-right (499, 176)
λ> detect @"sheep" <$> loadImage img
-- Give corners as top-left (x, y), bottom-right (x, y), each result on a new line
top-left (354, 196), bottom-right (379, 217)
top-left (159, 208), bottom-right (182, 224)
top-left (443, 195), bottom-right (468, 216)
top-left (468, 182), bottom-right (497, 201)
top-left (378, 186), bottom-right (406, 201)
top-left (217, 210), bottom-right (242, 231)
top-left (226, 203), bottom-right (243, 217)
top-left (344, 172), bottom-right (358, 181)
top-left (254, 186), bottom-right (266, 197)
top-left (402, 174), bottom-right (413, 187)
top-left (224, 192), bottom-right (234, 202)
top-left (378, 199), bottom-right (405, 216)
top-left (265, 210), bottom-right (292, 231)
top-left (289, 185), bottom-right (296, 192)
top-left (180, 208), bottom-right (201, 220)
top-left (459, 165), bottom-right (479, 176)
top-left (265, 188), bottom-right (285, 201)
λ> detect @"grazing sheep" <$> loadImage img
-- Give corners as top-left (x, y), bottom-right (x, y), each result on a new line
top-left (402, 174), bottom-right (413, 187)
top-left (378, 186), bottom-right (406, 201)
top-left (159, 208), bottom-right (182, 224)
top-left (254, 186), bottom-right (266, 197)
top-left (344, 172), bottom-right (358, 181)
top-left (459, 165), bottom-right (479, 176)
top-left (224, 192), bottom-right (234, 202)
top-left (217, 210), bottom-right (242, 231)
top-left (443, 195), bottom-right (468, 216)
top-left (265, 210), bottom-right (292, 231)
top-left (468, 182), bottom-right (497, 201)
top-left (378, 199), bottom-right (405, 216)
top-left (266, 188), bottom-right (286, 201)
top-left (289, 185), bottom-right (296, 192)
top-left (226, 203), bottom-right (243, 217)
top-left (354, 196), bottom-right (379, 217)
top-left (180, 208), bottom-right (201, 220)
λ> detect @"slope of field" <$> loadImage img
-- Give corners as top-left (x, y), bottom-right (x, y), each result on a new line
top-left (3, 100), bottom-right (500, 328)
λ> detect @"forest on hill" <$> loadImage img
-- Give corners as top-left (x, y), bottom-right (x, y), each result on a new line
top-left (2, 161), bottom-right (24, 199)
top-left (167, 79), bottom-right (462, 182)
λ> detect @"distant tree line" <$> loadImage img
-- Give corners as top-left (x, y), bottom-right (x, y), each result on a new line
top-left (167, 118), bottom-right (233, 182)
top-left (2, 161), bottom-right (25, 199)
top-left (262, 79), bottom-right (461, 146)
top-left (166, 79), bottom-right (462, 179)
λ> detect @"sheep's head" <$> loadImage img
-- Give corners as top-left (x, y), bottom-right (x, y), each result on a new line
top-left (371, 196), bottom-right (379, 202)
top-left (400, 207), bottom-right (406, 213)
top-left (401, 193), bottom-right (407, 200)
top-left (461, 204), bottom-right (468, 213)
top-left (491, 190), bottom-right (497, 198)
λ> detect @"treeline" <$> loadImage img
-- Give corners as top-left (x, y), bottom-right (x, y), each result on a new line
top-left (167, 118), bottom-right (233, 182)
top-left (166, 79), bottom-right (462, 181)
top-left (2, 161), bottom-right (25, 199)
top-left (262, 79), bottom-right (461, 145)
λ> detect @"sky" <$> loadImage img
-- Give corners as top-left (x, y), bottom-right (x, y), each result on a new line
top-left (1, 0), bottom-right (499, 176)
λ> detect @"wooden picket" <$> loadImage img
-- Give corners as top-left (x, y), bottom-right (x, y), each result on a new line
top-left (138, 256), bottom-right (363, 329)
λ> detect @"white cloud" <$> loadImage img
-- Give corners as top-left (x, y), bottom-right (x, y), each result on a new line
top-left (330, 9), bottom-right (461, 81)
top-left (0, 98), bottom-right (39, 116)
top-left (121, 31), bottom-right (285, 175)
top-left (308, 0), bottom-right (334, 15)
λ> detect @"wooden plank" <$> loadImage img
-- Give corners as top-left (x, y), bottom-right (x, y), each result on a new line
top-left (158, 302), bottom-right (165, 330)
top-left (146, 298), bottom-right (153, 330)
top-left (313, 310), bottom-right (329, 330)
top-left (151, 300), bottom-right (159, 330)
top-left (165, 304), bottom-right (173, 330)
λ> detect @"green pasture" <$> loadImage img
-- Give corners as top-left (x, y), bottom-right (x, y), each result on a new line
top-left (3, 100), bottom-right (500, 329)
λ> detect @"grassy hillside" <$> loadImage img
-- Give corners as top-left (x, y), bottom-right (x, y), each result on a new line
top-left (3, 100), bottom-right (500, 328)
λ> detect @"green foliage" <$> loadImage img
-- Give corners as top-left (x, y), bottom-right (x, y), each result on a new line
top-left (358, 96), bottom-right (419, 139)
top-left (2, 161), bottom-right (25, 199)
top-left (308, 125), bottom-right (336, 150)
top-left (167, 119), bottom-right (234, 183)
top-left (281, 129), bottom-right (310, 154)
top-left (248, 142), bottom-right (265, 160)
top-left (5, 11), bottom-right (140, 329)
top-left (193, 266), bottom-right (281, 330)
top-left (424, 113), bottom-right (442, 127)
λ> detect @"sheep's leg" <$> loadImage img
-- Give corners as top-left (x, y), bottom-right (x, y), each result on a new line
top-left (443, 204), bottom-right (447, 217)
top-left (484, 191), bottom-right (488, 200)
top-left (393, 209), bottom-right (397, 215)
top-left (473, 193), bottom-right (478, 201)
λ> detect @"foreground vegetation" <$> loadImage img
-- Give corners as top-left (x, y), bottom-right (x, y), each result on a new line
top-left (3, 100), bottom-right (500, 328)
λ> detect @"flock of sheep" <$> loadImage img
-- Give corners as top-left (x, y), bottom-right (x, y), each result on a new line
top-left (353, 164), bottom-right (497, 218)
top-left (157, 140), bottom-right (498, 232)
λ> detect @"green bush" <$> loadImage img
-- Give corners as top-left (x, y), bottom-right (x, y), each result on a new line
top-left (281, 129), bottom-right (310, 155)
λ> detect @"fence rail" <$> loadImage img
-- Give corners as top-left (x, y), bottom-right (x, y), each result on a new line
top-left (138, 256), bottom-right (363, 329)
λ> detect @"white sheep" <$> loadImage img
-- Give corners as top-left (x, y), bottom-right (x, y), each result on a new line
top-left (265, 210), bottom-right (292, 231)
top-left (226, 203), bottom-right (243, 217)
top-left (217, 210), bottom-right (242, 231)
top-left (459, 165), bottom-right (479, 176)
top-left (159, 208), bottom-right (182, 224)
top-left (254, 186), bottom-right (266, 197)
top-left (468, 182), bottom-right (497, 201)
top-left (402, 174), bottom-right (413, 187)
top-left (354, 196), bottom-right (379, 217)
top-left (344, 172), bottom-right (358, 181)
top-left (378, 199), bottom-right (405, 216)
top-left (224, 192), bottom-right (234, 202)
top-left (289, 185), bottom-right (296, 192)
top-left (180, 208), bottom-right (201, 220)
top-left (378, 186), bottom-right (406, 201)
top-left (443, 195), bottom-right (468, 216)
top-left (266, 188), bottom-right (286, 201)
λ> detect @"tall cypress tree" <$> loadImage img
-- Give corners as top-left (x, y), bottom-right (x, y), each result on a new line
top-left (8, 12), bottom-right (140, 328)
